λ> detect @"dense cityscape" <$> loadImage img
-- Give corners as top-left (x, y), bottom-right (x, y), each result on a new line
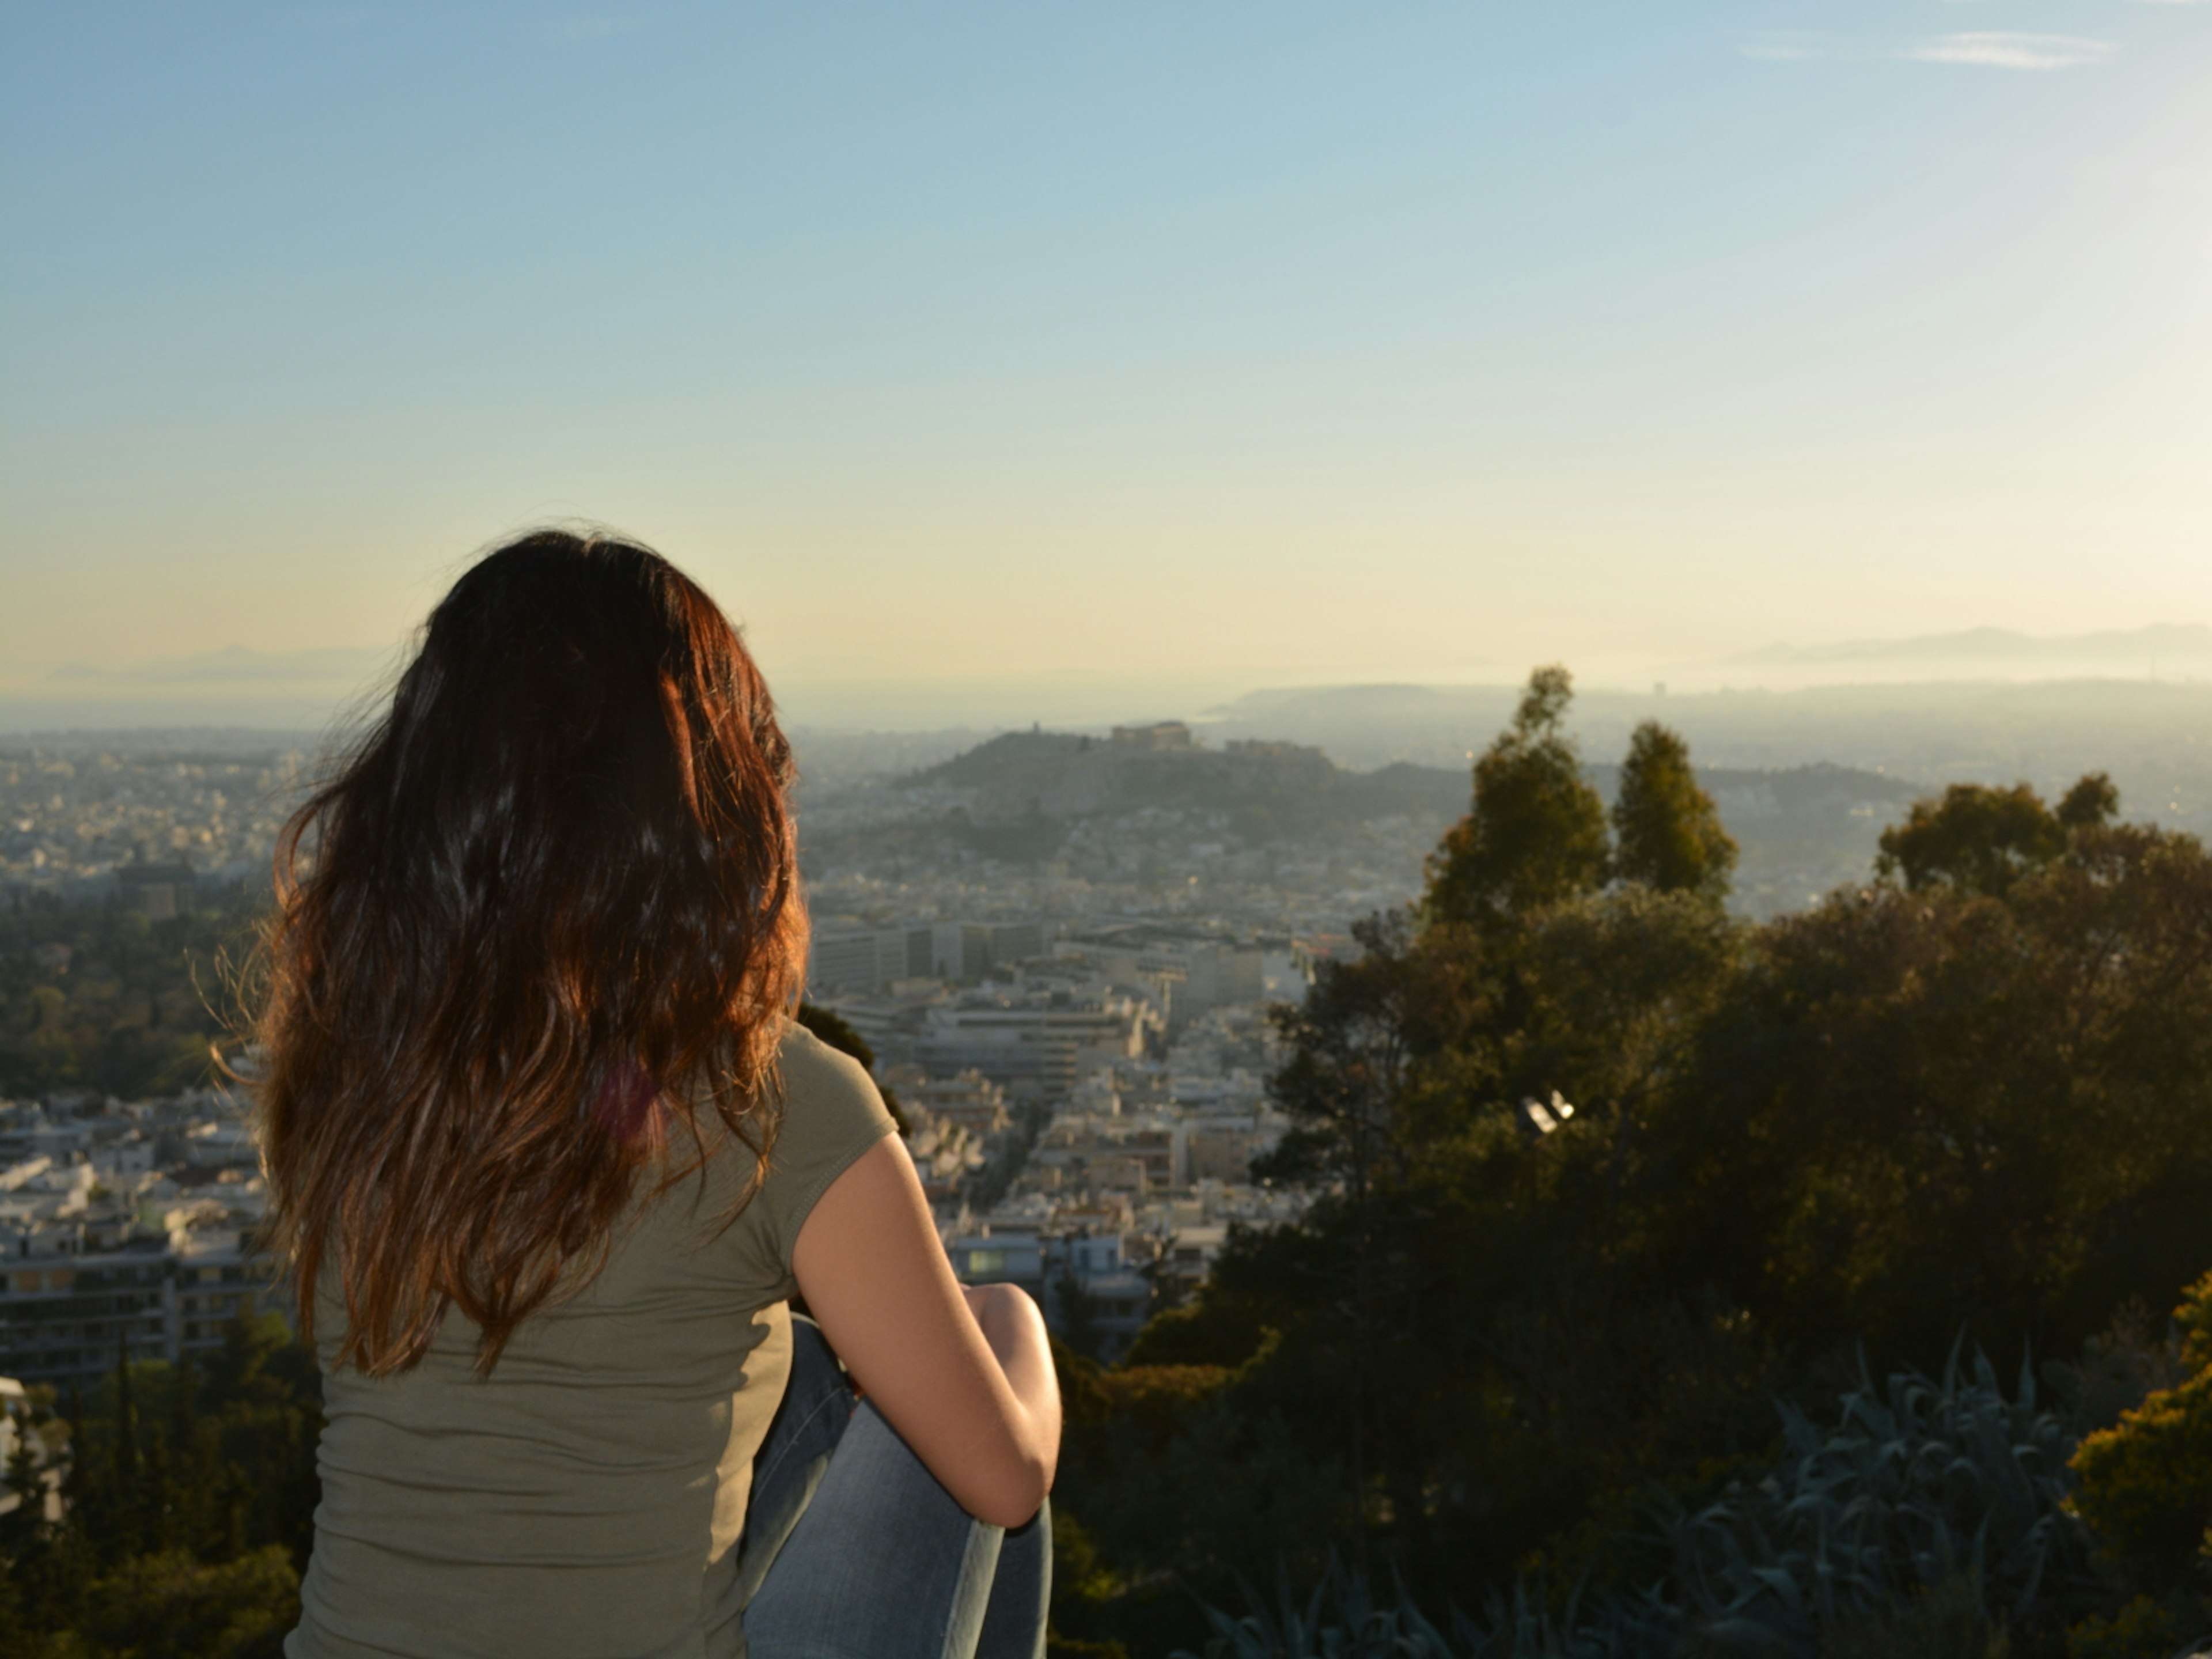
top-left (0, 709), bottom-right (1932, 1393)
top-left (5, 704), bottom-right (2211, 1658)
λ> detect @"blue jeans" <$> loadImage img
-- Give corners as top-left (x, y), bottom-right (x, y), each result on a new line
top-left (737, 1317), bottom-right (1051, 1659)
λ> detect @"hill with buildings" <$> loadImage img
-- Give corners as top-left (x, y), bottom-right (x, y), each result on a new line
top-left (906, 721), bottom-right (1471, 841)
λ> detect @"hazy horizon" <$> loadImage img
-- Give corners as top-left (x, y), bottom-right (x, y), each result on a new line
top-left (11, 654), bottom-right (2212, 832)
top-left (9, 622), bottom-right (2212, 737)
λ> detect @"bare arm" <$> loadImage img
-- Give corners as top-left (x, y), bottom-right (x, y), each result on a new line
top-left (791, 1135), bottom-right (1060, 1528)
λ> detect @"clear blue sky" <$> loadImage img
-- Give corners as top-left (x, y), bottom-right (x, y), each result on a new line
top-left (3, 1), bottom-right (2207, 725)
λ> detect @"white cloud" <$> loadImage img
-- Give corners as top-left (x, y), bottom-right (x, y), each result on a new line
top-left (1902, 32), bottom-right (2116, 69)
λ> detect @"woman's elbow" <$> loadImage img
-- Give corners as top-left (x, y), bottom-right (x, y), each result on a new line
top-left (965, 1446), bottom-right (1056, 1530)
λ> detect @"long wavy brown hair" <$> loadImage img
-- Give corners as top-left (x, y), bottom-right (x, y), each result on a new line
top-left (256, 531), bottom-right (807, 1376)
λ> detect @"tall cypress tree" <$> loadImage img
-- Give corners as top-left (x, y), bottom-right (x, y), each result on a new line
top-left (0, 1410), bottom-right (52, 1637)
top-left (112, 1339), bottom-right (142, 1560)
top-left (1611, 721), bottom-right (1737, 902)
top-left (1425, 665), bottom-right (1610, 931)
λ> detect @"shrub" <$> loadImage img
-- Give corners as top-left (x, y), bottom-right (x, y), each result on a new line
top-left (2073, 1273), bottom-right (2212, 1595)
top-left (63, 1545), bottom-right (298, 1659)
top-left (2063, 1594), bottom-right (2188, 1659)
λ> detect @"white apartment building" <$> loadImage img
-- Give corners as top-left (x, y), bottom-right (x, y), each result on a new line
top-left (914, 990), bottom-right (1155, 1105)
top-left (0, 1226), bottom-right (282, 1386)
top-left (1052, 929), bottom-right (1264, 1030)
top-left (808, 921), bottom-right (1050, 995)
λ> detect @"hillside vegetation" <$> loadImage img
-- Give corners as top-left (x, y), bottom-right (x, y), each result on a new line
top-left (1048, 669), bottom-right (2212, 1659)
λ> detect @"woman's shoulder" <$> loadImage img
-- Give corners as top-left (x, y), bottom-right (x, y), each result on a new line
top-left (726, 1021), bottom-right (898, 1264)
top-left (773, 1020), bottom-right (880, 1112)
top-left (762, 1020), bottom-right (899, 1174)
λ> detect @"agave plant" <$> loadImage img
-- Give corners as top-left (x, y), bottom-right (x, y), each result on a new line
top-left (1176, 1344), bottom-right (2090, 1659)
top-left (1661, 1344), bottom-right (2089, 1651)
top-left (1444, 1577), bottom-right (1675, 1659)
top-left (1176, 1563), bottom-right (1677, 1659)
top-left (1177, 1557), bottom-right (1460, 1659)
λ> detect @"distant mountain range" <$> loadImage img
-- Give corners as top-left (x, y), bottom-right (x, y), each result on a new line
top-left (1197, 676), bottom-right (2212, 802)
top-left (33, 644), bottom-right (397, 688)
top-left (1, 645), bottom-right (399, 733)
top-left (1722, 624), bottom-right (2212, 672)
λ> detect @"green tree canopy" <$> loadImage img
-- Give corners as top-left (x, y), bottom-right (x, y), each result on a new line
top-left (1425, 665), bottom-right (1609, 931)
top-left (1611, 721), bottom-right (1737, 902)
top-left (1876, 772), bottom-right (2117, 896)
top-left (2058, 770), bottom-right (2121, 831)
top-left (953, 778), bottom-right (2212, 1654)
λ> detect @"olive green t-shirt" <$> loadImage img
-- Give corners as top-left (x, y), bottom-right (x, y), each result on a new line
top-left (288, 1025), bottom-right (897, 1659)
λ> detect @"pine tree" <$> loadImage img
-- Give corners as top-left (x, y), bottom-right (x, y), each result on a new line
top-left (1611, 721), bottom-right (1737, 902)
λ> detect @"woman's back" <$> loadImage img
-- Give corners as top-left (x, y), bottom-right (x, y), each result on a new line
top-left (263, 532), bottom-right (1057, 1659)
top-left (291, 1029), bottom-right (894, 1659)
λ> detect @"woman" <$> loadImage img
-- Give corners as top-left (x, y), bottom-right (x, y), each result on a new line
top-left (256, 531), bottom-right (1059, 1659)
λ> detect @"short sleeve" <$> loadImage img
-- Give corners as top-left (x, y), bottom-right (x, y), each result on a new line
top-left (748, 1023), bottom-right (900, 1284)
